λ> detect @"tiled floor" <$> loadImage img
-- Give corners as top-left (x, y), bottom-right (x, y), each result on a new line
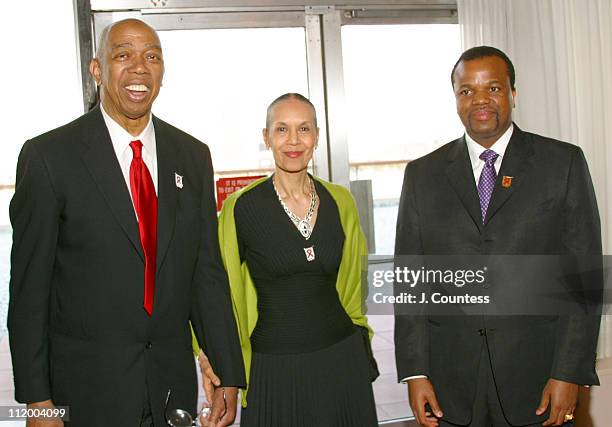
top-left (369, 315), bottom-right (413, 422)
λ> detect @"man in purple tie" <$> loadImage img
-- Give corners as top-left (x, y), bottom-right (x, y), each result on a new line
top-left (394, 46), bottom-right (601, 427)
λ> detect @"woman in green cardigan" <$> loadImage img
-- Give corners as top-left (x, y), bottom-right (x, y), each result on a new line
top-left (213, 93), bottom-right (378, 426)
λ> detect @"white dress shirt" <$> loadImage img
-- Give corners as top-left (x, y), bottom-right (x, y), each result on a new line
top-left (401, 124), bottom-right (514, 384)
top-left (464, 124), bottom-right (514, 185)
top-left (100, 104), bottom-right (158, 202)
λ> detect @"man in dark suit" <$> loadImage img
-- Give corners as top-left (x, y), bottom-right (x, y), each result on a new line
top-left (8, 19), bottom-right (244, 426)
top-left (394, 46), bottom-right (601, 427)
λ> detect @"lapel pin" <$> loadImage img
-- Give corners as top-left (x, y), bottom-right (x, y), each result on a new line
top-left (304, 246), bottom-right (315, 262)
top-left (175, 172), bottom-right (184, 189)
top-left (501, 176), bottom-right (513, 188)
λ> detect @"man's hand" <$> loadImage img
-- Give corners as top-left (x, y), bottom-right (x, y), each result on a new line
top-left (199, 386), bottom-right (238, 427)
top-left (407, 378), bottom-right (443, 427)
top-left (536, 378), bottom-right (578, 426)
top-left (198, 350), bottom-right (221, 403)
top-left (26, 400), bottom-right (64, 427)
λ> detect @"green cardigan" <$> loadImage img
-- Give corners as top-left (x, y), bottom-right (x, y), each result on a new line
top-left (216, 176), bottom-right (373, 407)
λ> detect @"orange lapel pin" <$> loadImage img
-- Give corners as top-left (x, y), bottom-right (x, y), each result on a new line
top-left (501, 176), bottom-right (513, 188)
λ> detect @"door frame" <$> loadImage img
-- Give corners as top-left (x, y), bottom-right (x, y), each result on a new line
top-left (73, 0), bottom-right (456, 185)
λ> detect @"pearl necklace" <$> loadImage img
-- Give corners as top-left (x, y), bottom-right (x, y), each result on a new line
top-left (273, 176), bottom-right (318, 240)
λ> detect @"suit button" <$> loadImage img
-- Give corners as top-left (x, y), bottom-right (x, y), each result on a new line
top-left (145, 341), bottom-right (153, 349)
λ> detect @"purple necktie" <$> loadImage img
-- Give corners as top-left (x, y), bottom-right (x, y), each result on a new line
top-left (477, 149), bottom-right (499, 222)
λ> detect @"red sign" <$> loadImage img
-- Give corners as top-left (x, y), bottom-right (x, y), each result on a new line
top-left (216, 175), bottom-right (266, 211)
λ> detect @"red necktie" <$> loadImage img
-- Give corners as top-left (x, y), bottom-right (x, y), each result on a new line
top-left (129, 140), bottom-right (157, 316)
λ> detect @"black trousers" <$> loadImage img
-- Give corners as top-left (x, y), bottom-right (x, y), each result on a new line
top-left (140, 382), bottom-right (155, 427)
top-left (440, 347), bottom-right (572, 427)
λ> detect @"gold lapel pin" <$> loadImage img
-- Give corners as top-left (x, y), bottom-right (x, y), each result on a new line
top-left (501, 176), bottom-right (513, 188)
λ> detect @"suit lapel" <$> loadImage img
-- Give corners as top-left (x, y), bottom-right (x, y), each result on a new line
top-left (485, 125), bottom-right (535, 224)
top-left (79, 106), bottom-right (144, 260)
top-left (445, 137), bottom-right (483, 231)
top-left (153, 117), bottom-right (179, 273)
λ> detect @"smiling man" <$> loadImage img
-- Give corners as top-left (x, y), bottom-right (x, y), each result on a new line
top-left (394, 46), bottom-right (602, 427)
top-left (9, 19), bottom-right (244, 427)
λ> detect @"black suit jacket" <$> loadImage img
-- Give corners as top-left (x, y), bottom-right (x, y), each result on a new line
top-left (8, 106), bottom-right (245, 426)
top-left (394, 125), bottom-right (602, 425)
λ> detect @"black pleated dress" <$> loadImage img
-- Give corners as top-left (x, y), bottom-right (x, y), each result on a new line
top-left (234, 177), bottom-right (377, 427)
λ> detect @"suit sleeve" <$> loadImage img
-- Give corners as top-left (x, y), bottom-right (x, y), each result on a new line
top-left (551, 146), bottom-right (602, 385)
top-left (394, 162), bottom-right (429, 381)
top-left (8, 141), bottom-right (59, 403)
top-left (189, 144), bottom-right (246, 388)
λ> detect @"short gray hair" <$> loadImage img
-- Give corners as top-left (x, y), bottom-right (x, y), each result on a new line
top-left (94, 19), bottom-right (160, 64)
top-left (265, 93), bottom-right (318, 130)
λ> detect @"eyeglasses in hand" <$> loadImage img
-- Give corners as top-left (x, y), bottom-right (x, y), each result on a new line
top-left (164, 389), bottom-right (199, 427)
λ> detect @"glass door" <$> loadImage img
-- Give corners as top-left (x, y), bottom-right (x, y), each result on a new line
top-left (342, 24), bottom-right (463, 256)
top-left (79, 5), bottom-right (463, 425)
top-left (342, 22), bottom-right (463, 423)
top-left (154, 27), bottom-right (309, 179)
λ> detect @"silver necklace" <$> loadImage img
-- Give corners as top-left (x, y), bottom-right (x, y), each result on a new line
top-left (273, 176), bottom-right (318, 240)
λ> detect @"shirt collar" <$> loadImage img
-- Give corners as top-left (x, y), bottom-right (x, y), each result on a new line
top-left (465, 123), bottom-right (514, 170)
top-left (100, 104), bottom-right (155, 156)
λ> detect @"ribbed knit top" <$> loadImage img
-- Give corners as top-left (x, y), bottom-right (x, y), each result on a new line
top-left (234, 177), bottom-right (355, 354)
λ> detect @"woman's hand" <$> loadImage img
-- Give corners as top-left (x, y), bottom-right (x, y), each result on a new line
top-left (198, 350), bottom-right (221, 403)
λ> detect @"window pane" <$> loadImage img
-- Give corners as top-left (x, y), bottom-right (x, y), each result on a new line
top-left (0, 1), bottom-right (82, 343)
top-left (342, 24), bottom-right (463, 255)
top-left (342, 24), bottom-right (463, 423)
top-left (155, 28), bottom-right (309, 177)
